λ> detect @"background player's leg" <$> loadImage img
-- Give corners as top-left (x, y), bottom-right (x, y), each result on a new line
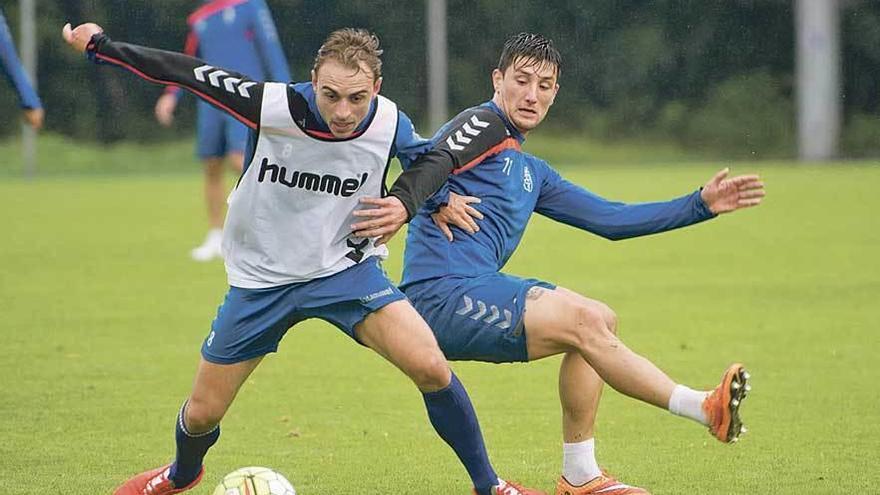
top-left (191, 106), bottom-right (226, 262)
top-left (223, 114), bottom-right (247, 175)
top-left (168, 356), bottom-right (263, 486)
top-left (190, 157), bottom-right (225, 261)
top-left (225, 150), bottom-right (244, 173)
top-left (355, 300), bottom-right (500, 494)
top-left (203, 157), bottom-right (226, 232)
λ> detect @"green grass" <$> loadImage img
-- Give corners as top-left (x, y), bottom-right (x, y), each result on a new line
top-left (0, 131), bottom-right (700, 177)
top-left (0, 147), bottom-right (878, 494)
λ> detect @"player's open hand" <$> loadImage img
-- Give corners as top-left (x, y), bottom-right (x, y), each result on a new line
top-left (22, 108), bottom-right (44, 130)
top-left (352, 196), bottom-right (409, 246)
top-left (700, 168), bottom-right (765, 215)
top-left (431, 192), bottom-right (484, 242)
top-left (155, 93), bottom-right (177, 127)
top-left (62, 22), bottom-right (103, 53)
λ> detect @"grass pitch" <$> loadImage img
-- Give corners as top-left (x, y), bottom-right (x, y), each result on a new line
top-left (0, 140), bottom-right (877, 494)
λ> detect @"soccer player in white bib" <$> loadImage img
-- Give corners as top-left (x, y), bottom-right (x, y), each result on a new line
top-left (63, 22), bottom-right (543, 495)
top-left (399, 34), bottom-right (766, 494)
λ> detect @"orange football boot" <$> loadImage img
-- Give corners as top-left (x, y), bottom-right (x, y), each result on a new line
top-left (112, 463), bottom-right (203, 495)
top-left (473, 479), bottom-right (547, 495)
top-left (702, 363), bottom-right (751, 443)
top-left (555, 473), bottom-right (650, 495)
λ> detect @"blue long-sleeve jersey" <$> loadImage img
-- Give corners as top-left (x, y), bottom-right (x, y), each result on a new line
top-left (166, 0), bottom-right (290, 102)
top-left (400, 101), bottom-right (716, 289)
top-left (0, 8), bottom-right (41, 109)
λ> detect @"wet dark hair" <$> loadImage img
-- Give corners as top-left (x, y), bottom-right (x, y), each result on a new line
top-left (497, 32), bottom-right (561, 77)
top-left (314, 28), bottom-right (383, 80)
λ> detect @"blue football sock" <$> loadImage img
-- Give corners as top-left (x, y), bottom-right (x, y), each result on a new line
top-left (423, 373), bottom-right (498, 494)
top-left (168, 401), bottom-right (220, 487)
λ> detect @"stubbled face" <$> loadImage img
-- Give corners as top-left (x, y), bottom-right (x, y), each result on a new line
top-left (491, 57), bottom-right (559, 134)
top-left (311, 59), bottom-right (382, 138)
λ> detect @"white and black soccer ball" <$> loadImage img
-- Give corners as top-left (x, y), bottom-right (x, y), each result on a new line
top-left (212, 466), bottom-right (296, 495)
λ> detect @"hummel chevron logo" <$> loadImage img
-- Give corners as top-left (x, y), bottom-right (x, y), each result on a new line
top-left (470, 114), bottom-right (490, 128)
top-left (193, 65), bottom-right (257, 98)
top-left (455, 295), bottom-right (513, 329)
top-left (445, 114), bottom-right (491, 151)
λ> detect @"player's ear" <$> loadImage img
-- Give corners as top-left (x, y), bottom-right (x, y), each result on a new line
top-left (373, 76), bottom-right (383, 95)
top-left (491, 69), bottom-right (503, 93)
top-left (550, 83), bottom-right (560, 106)
top-left (311, 68), bottom-right (318, 89)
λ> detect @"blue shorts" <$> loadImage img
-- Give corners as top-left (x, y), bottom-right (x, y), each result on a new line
top-left (202, 257), bottom-right (407, 364)
top-left (403, 273), bottom-right (555, 363)
top-left (196, 102), bottom-right (248, 159)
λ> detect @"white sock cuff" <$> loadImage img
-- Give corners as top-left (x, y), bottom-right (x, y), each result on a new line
top-left (563, 438), bottom-right (595, 454)
top-left (668, 384), bottom-right (709, 425)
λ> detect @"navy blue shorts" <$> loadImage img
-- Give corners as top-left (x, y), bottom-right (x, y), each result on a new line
top-left (202, 257), bottom-right (406, 364)
top-left (196, 103), bottom-right (248, 159)
top-left (404, 273), bottom-right (555, 363)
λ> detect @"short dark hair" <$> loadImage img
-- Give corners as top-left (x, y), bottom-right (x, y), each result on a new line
top-left (313, 28), bottom-right (383, 81)
top-left (497, 32), bottom-right (561, 77)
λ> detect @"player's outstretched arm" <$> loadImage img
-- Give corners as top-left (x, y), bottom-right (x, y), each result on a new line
top-left (2, 12), bottom-right (43, 128)
top-left (535, 163), bottom-right (765, 241)
top-left (62, 22), bottom-right (264, 129)
top-left (700, 167), bottom-right (765, 214)
top-left (352, 107), bottom-right (510, 245)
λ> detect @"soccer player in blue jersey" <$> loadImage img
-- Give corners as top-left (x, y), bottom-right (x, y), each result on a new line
top-left (63, 21), bottom-right (543, 495)
top-left (1, 7), bottom-right (43, 129)
top-left (397, 33), bottom-right (765, 495)
top-left (154, 0), bottom-right (291, 262)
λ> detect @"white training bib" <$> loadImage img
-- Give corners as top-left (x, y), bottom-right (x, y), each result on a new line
top-left (222, 82), bottom-right (398, 288)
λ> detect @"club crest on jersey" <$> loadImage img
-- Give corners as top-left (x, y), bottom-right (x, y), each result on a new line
top-left (523, 165), bottom-right (534, 192)
top-left (257, 158), bottom-right (369, 197)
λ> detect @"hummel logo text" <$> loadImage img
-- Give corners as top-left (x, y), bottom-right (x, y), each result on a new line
top-left (258, 158), bottom-right (368, 197)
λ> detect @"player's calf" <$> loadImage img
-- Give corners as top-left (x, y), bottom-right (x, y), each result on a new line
top-left (406, 348), bottom-right (453, 392)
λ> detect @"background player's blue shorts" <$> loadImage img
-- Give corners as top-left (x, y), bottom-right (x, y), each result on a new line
top-left (403, 273), bottom-right (555, 363)
top-left (201, 256), bottom-right (406, 364)
top-left (196, 102), bottom-right (248, 159)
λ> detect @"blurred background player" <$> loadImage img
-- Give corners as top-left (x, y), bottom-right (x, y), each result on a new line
top-left (154, 0), bottom-right (290, 261)
top-left (1, 7), bottom-right (43, 130)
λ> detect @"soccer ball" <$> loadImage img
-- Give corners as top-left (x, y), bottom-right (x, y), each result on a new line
top-left (212, 466), bottom-right (296, 495)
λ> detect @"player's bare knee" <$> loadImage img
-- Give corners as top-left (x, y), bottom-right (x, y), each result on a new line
top-left (570, 303), bottom-right (615, 351)
top-left (599, 303), bottom-right (618, 335)
top-left (184, 397), bottom-right (224, 432)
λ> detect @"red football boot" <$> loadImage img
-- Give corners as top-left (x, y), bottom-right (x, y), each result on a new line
top-left (473, 478), bottom-right (547, 495)
top-left (112, 464), bottom-right (203, 495)
top-left (555, 473), bottom-right (650, 494)
top-left (702, 363), bottom-right (751, 443)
